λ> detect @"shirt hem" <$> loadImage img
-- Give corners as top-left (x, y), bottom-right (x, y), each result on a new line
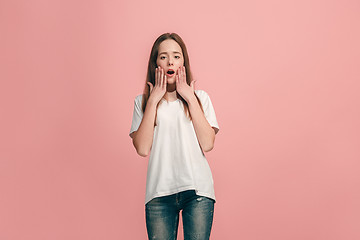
top-left (194, 190), bottom-right (216, 203)
top-left (145, 186), bottom-right (216, 205)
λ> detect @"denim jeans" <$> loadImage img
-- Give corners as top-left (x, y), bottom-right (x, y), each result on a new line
top-left (145, 190), bottom-right (215, 240)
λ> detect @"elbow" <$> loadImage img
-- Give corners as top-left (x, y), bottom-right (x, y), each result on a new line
top-left (133, 142), bottom-right (150, 158)
top-left (135, 144), bottom-right (150, 157)
top-left (132, 135), bottom-right (150, 157)
top-left (134, 144), bottom-right (150, 157)
top-left (202, 143), bottom-right (214, 152)
top-left (137, 148), bottom-right (149, 157)
top-left (202, 133), bottom-right (215, 152)
top-left (138, 152), bottom-right (148, 157)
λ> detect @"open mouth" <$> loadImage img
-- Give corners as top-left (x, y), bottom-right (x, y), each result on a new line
top-left (166, 69), bottom-right (175, 77)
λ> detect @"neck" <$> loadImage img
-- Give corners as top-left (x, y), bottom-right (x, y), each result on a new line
top-left (165, 83), bottom-right (177, 101)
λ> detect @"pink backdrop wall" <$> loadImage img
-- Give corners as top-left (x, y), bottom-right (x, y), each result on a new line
top-left (1, 0), bottom-right (359, 239)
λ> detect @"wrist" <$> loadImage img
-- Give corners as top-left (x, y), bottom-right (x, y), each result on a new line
top-left (147, 96), bottom-right (159, 106)
top-left (186, 93), bottom-right (197, 105)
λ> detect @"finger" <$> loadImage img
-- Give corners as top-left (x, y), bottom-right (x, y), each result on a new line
top-left (179, 67), bottom-right (184, 82)
top-left (175, 69), bottom-right (179, 83)
top-left (158, 67), bottom-right (162, 87)
top-left (181, 67), bottom-right (185, 83)
top-left (182, 66), bottom-right (185, 83)
top-left (161, 68), bottom-right (164, 86)
top-left (177, 68), bottom-right (181, 82)
top-left (160, 69), bottom-right (164, 88)
top-left (160, 70), bottom-right (166, 89)
top-left (163, 75), bottom-right (167, 89)
top-left (155, 67), bottom-right (159, 86)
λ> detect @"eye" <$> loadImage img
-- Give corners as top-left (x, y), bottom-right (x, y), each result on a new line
top-left (160, 56), bottom-right (166, 59)
top-left (175, 56), bottom-right (180, 59)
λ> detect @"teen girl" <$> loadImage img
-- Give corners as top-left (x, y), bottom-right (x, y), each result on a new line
top-left (129, 33), bottom-right (220, 240)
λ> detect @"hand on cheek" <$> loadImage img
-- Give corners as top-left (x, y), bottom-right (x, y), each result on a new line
top-left (175, 66), bottom-right (197, 103)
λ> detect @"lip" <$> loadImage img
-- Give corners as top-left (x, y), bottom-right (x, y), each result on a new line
top-left (166, 69), bottom-right (175, 77)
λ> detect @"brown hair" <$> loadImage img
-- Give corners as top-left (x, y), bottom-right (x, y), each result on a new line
top-left (141, 33), bottom-right (204, 124)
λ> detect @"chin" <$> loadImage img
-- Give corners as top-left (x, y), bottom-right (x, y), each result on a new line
top-left (167, 79), bottom-right (176, 84)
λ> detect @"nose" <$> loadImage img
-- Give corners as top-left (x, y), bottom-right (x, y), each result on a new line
top-left (168, 59), bottom-right (173, 66)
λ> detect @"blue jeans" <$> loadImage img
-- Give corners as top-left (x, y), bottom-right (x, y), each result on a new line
top-left (145, 190), bottom-right (215, 240)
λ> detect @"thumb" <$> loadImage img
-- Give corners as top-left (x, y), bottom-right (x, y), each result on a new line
top-left (190, 79), bottom-right (197, 89)
top-left (147, 82), bottom-right (153, 92)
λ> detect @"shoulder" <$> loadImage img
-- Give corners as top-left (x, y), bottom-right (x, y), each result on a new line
top-left (195, 90), bottom-right (212, 104)
top-left (195, 89), bottom-right (209, 100)
top-left (134, 94), bottom-right (144, 103)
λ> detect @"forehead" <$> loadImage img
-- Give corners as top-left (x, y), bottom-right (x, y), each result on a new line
top-left (158, 39), bottom-right (183, 54)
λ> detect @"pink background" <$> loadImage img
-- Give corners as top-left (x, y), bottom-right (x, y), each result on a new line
top-left (1, 0), bottom-right (360, 239)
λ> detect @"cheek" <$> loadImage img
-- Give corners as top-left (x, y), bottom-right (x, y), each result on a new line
top-left (156, 61), bottom-right (166, 67)
top-left (156, 59), bottom-right (162, 67)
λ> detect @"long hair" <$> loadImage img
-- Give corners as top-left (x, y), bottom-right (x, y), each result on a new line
top-left (141, 33), bottom-right (204, 124)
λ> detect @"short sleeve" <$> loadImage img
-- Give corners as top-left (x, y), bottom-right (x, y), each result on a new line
top-left (129, 95), bottom-right (144, 137)
top-left (196, 90), bottom-right (220, 134)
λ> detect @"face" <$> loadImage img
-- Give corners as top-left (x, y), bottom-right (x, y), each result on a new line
top-left (156, 39), bottom-right (184, 84)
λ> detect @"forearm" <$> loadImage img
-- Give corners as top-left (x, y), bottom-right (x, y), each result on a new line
top-left (187, 95), bottom-right (215, 152)
top-left (132, 98), bottom-right (157, 157)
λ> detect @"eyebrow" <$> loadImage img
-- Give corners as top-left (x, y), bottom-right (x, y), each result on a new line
top-left (159, 51), bottom-right (182, 55)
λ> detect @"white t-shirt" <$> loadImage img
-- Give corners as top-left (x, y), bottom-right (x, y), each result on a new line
top-left (129, 89), bottom-right (220, 204)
